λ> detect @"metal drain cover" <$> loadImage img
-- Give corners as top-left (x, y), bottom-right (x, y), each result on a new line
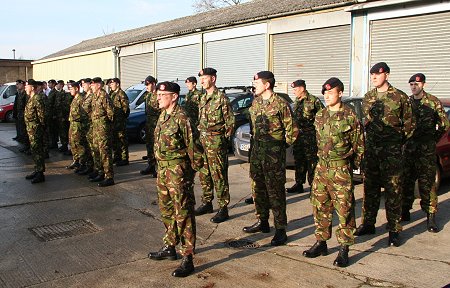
top-left (29, 219), bottom-right (101, 241)
top-left (226, 239), bottom-right (259, 249)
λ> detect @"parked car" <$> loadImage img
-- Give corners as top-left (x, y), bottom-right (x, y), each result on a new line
top-left (0, 82), bottom-right (17, 107)
top-left (435, 98), bottom-right (450, 190)
top-left (124, 83), bottom-right (147, 110)
top-left (0, 102), bottom-right (15, 122)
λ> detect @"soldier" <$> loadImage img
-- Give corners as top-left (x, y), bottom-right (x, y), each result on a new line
top-left (147, 82), bottom-right (204, 278)
top-left (23, 79), bottom-right (46, 184)
top-left (195, 67), bottom-right (235, 223)
top-left (402, 73), bottom-right (449, 233)
top-left (12, 79), bottom-right (28, 145)
top-left (55, 80), bottom-right (72, 153)
top-left (78, 78), bottom-right (95, 176)
top-left (140, 75), bottom-right (160, 177)
top-left (36, 81), bottom-right (49, 159)
top-left (109, 78), bottom-right (130, 166)
top-left (286, 79), bottom-right (324, 194)
top-left (47, 79), bottom-right (59, 149)
top-left (184, 76), bottom-right (201, 127)
top-left (67, 82), bottom-right (85, 170)
top-left (242, 71), bottom-right (298, 246)
top-left (302, 78), bottom-right (364, 267)
top-left (43, 81), bottom-right (51, 96)
top-left (355, 62), bottom-right (415, 247)
top-left (89, 77), bottom-right (115, 187)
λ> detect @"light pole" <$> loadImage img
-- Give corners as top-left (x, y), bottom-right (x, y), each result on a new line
top-left (12, 49), bottom-right (15, 59)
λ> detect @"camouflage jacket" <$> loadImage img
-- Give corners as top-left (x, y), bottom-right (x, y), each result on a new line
top-left (91, 89), bottom-right (114, 122)
top-left (154, 105), bottom-right (204, 170)
top-left (55, 89), bottom-right (72, 121)
top-left (198, 87), bottom-right (235, 138)
top-left (293, 91), bottom-right (324, 132)
top-left (24, 92), bottom-right (46, 125)
top-left (315, 103), bottom-right (364, 169)
top-left (46, 88), bottom-right (57, 119)
top-left (145, 91), bottom-right (161, 120)
top-left (249, 92), bottom-right (299, 145)
top-left (69, 93), bottom-right (84, 122)
top-left (81, 92), bottom-right (93, 123)
top-left (184, 89), bottom-right (201, 127)
top-left (13, 90), bottom-right (28, 118)
top-left (110, 88), bottom-right (130, 120)
top-left (362, 84), bottom-right (415, 142)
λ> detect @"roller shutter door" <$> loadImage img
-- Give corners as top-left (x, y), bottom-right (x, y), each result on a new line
top-left (120, 53), bottom-right (153, 89)
top-left (370, 11), bottom-right (450, 98)
top-left (272, 25), bottom-right (351, 97)
top-left (205, 34), bottom-right (266, 87)
top-left (156, 44), bottom-right (200, 82)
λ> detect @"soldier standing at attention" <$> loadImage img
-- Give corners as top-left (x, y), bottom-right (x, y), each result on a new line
top-left (140, 75), bottom-right (160, 177)
top-left (89, 77), bottom-right (115, 187)
top-left (303, 78), bottom-right (364, 267)
top-left (242, 71), bottom-right (298, 246)
top-left (109, 78), bottom-right (130, 166)
top-left (13, 79), bottom-right (28, 145)
top-left (286, 79), bottom-right (324, 194)
top-left (194, 67), bottom-right (235, 223)
top-left (402, 73), bottom-right (449, 232)
top-left (46, 79), bottom-right (59, 149)
top-left (184, 76), bottom-right (201, 127)
top-left (67, 82), bottom-right (84, 170)
top-left (78, 78), bottom-right (95, 176)
top-left (54, 80), bottom-right (71, 153)
top-left (24, 79), bottom-right (46, 184)
top-left (355, 62), bottom-right (415, 247)
top-left (148, 82), bottom-right (204, 278)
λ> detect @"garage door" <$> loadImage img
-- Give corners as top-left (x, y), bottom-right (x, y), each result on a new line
top-left (156, 44), bottom-right (200, 82)
top-left (370, 11), bottom-right (450, 98)
top-left (120, 53), bottom-right (153, 89)
top-left (205, 34), bottom-right (266, 87)
top-left (272, 25), bottom-right (351, 97)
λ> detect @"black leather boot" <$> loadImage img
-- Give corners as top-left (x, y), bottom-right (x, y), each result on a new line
top-left (74, 164), bottom-right (85, 173)
top-left (148, 245), bottom-right (177, 261)
top-left (271, 229), bottom-right (287, 246)
top-left (401, 209), bottom-right (411, 222)
top-left (388, 231), bottom-right (401, 247)
top-left (87, 170), bottom-right (99, 180)
top-left (210, 206), bottom-right (229, 223)
top-left (172, 254), bottom-right (194, 277)
top-left (78, 166), bottom-right (93, 175)
top-left (31, 172), bottom-right (45, 184)
top-left (333, 245), bottom-right (349, 267)
top-left (25, 171), bottom-right (37, 180)
top-left (244, 197), bottom-right (254, 204)
top-left (286, 182), bottom-right (304, 193)
top-left (195, 202), bottom-right (213, 216)
top-left (116, 159), bottom-right (129, 166)
top-left (66, 161), bottom-right (80, 169)
top-left (303, 241), bottom-right (328, 258)
top-left (140, 165), bottom-right (157, 177)
top-left (90, 174), bottom-right (105, 182)
top-left (427, 213), bottom-right (439, 233)
top-left (98, 178), bottom-right (115, 187)
top-left (242, 219), bottom-right (270, 233)
top-left (354, 224), bottom-right (376, 236)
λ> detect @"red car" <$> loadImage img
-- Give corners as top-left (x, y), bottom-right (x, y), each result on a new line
top-left (435, 98), bottom-right (450, 189)
top-left (0, 102), bottom-right (14, 122)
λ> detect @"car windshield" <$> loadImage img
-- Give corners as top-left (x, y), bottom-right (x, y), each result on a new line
top-left (0, 85), bottom-right (7, 95)
top-left (444, 105), bottom-right (450, 119)
top-left (125, 89), bottom-right (143, 103)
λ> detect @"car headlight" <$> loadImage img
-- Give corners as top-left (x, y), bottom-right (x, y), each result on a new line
top-left (0, 108), bottom-right (4, 112)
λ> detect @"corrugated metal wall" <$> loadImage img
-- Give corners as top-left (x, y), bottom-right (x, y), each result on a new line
top-left (156, 44), bottom-right (201, 82)
top-left (120, 52), bottom-right (153, 89)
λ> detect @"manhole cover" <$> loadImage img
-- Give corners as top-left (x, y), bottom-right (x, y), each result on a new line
top-left (29, 219), bottom-right (101, 241)
top-left (226, 239), bottom-right (259, 249)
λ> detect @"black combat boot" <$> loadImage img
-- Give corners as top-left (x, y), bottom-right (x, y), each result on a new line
top-left (270, 229), bottom-right (287, 246)
top-left (74, 164), bottom-right (86, 174)
top-left (63, 149), bottom-right (72, 156)
top-left (87, 170), bottom-right (99, 180)
top-left (31, 172), bottom-right (45, 184)
top-left (286, 182), bottom-right (304, 193)
top-left (388, 231), bottom-right (401, 247)
top-left (140, 164), bottom-right (156, 176)
top-left (90, 174), bottom-right (105, 182)
top-left (244, 197), bottom-right (254, 204)
top-left (427, 213), bottom-right (439, 233)
top-left (25, 171), bottom-right (37, 180)
top-left (242, 219), bottom-right (270, 233)
top-left (142, 155), bottom-right (148, 160)
top-left (303, 241), bottom-right (328, 258)
top-left (172, 254), bottom-right (194, 277)
top-left (148, 245), bottom-right (177, 261)
top-left (401, 209), bottom-right (411, 222)
top-left (195, 202), bottom-right (213, 216)
top-left (58, 146), bottom-right (68, 153)
top-left (98, 178), bottom-right (115, 187)
top-left (116, 159), bottom-right (129, 166)
top-left (66, 161), bottom-right (80, 169)
top-left (333, 245), bottom-right (350, 267)
top-left (78, 166), bottom-right (93, 175)
top-left (354, 224), bottom-right (376, 236)
top-left (210, 206), bottom-right (229, 223)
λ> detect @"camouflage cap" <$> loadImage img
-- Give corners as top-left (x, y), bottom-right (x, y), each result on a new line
top-left (254, 71), bottom-right (274, 81)
top-left (409, 73), bottom-right (426, 83)
top-left (185, 76), bottom-right (197, 84)
top-left (291, 79), bottom-right (306, 88)
top-left (322, 77), bottom-right (344, 95)
top-left (144, 75), bottom-right (157, 85)
top-left (198, 67), bottom-right (217, 77)
top-left (156, 81), bottom-right (180, 94)
top-left (370, 62), bottom-right (390, 74)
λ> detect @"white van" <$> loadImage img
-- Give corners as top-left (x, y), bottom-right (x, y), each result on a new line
top-left (0, 82), bottom-right (17, 106)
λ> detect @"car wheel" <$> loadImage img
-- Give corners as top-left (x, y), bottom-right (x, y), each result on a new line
top-left (138, 124), bottom-right (146, 144)
top-left (5, 111), bottom-right (14, 122)
top-left (435, 163), bottom-right (441, 192)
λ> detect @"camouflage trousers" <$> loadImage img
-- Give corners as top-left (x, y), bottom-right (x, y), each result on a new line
top-left (92, 118), bottom-right (113, 178)
top-left (113, 118), bottom-right (128, 161)
top-left (69, 121), bottom-right (86, 163)
top-left (403, 141), bottom-right (438, 214)
top-left (157, 159), bottom-right (196, 256)
top-left (362, 140), bottom-right (403, 232)
top-left (250, 140), bottom-right (287, 229)
top-left (87, 124), bottom-right (98, 170)
top-left (199, 134), bottom-right (230, 208)
top-left (311, 162), bottom-right (355, 245)
top-left (26, 121), bottom-right (45, 173)
top-left (58, 119), bottom-right (70, 147)
top-left (145, 120), bottom-right (157, 167)
top-left (293, 132), bottom-right (318, 185)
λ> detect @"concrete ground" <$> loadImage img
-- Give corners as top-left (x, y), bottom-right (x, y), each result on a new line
top-left (0, 122), bottom-right (449, 288)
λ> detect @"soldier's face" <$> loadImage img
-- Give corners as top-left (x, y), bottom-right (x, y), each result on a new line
top-left (146, 83), bottom-right (155, 93)
top-left (157, 91), bottom-right (177, 110)
top-left (56, 83), bottom-right (63, 90)
top-left (293, 86), bottom-right (305, 98)
top-left (69, 86), bottom-right (78, 96)
top-left (185, 81), bottom-right (195, 91)
top-left (409, 81), bottom-right (424, 96)
top-left (48, 82), bottom-right (55, 89)
top-left (91, 82), bottom-right (100, 93)
top-left (200, 75), bottom-right (215, 90)
top-left (370, 72), bottom-right (389, 88)
top-left (324, 87), bottom-right (342, 108)
top-left (253, 79), bottom-right (269, 96)
top-left (25, 84), bottom-right (33, 95)
top-left (82, 82), bottom-right (91, 92)
top-left (16, 83), bottom-right (24, 90)
top-left (110, 82), bottom-right (119, 91)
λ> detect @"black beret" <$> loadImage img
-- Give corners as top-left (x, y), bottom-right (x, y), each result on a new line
top-left (26, 79), bottom-right (37, 86)
top-left (198, 67), bottom-right (217, 77)
top-left (110, 77), bottom-right (120, 84)
top-left (322, 77), bottom-right (344, 95)
top-left (185, 76), bottom-right (197, 84)
top-left (48, 79), bottom-right (57, 84)
top-left (91, 77), bottom-right (103, 84)
top-left (57, 80), bottom-right (65, 84)
top-left (82, 78), bottom-right (92, 84)
top-left (66, 80), bottom-right (75, 84)
top-left (370, 62), bottom-right (390, 74)
top-left (254, 71), bottom-right (275, 80)
top-left (409, 73), bottom-right (426, 83)
top-left (69, 81), bottom-right (80, 88)
top-left (291, 79), bottom-right (306, 88)
top-left (156, 81), bottom-right (181, 94)
top-left (144, 75), bottom-right (157, 85)
top-left (36, 81), bottom-right (44, 86)
top-left (16, 79), bottom-right (25, 84)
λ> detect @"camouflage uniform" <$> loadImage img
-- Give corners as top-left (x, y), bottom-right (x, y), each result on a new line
top-left (184, 89), bottom-right (201, 127)
top-left (13, 89), bottom-right (29, 145)
top-left (82, 92), bottom-right (94, 170)
top-left (55, 89), bottom-right (72, 149)
top-left (154, 104), bottom-right (204, 256)
top-left (69, 92), bottom-right (88, 164)
top-left (198, 88), bottom-right (235, 208)
top-left (361, 84), bottom-right (415, 232)
top-left (403, 92), bottom-right (449, 214)
top-left (24, 92), bottom-right (46, 173)
top-left (144, 91), bottom-right (161, 168)
top-left (249, 93), bottom-right (298, 229)
top-left (110, 88), bottom-right (130, 162)
top-left (292, 91), bottom-right (324, 185)
top-left (91, 89), bottom-right (114, 179)
top-left (312, 104), bottom-right (364, 245)
top-left (47, 88), bottom-right (59, 147)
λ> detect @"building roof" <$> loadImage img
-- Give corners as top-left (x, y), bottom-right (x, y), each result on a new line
top-left (41, 0), bottom-right (358, 61)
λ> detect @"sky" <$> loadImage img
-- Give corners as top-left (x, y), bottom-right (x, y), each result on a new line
top-left (1, 0), bottom-right (199, 60)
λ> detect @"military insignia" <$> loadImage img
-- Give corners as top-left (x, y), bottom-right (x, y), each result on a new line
top-left (160, 84), bottom-right (166, 90)
top-left (415, 76), bottom-right (421, 82)
top-left (379, 68), bottom-right (384, 73)
top-left (325, 84), bottom-right (331, 90)
top-left (291, 82), bottom-right (295, 88)
top-left (254, 74), bottom-right (259, 80)
top-left (199, 70), bottom-right (204, 76)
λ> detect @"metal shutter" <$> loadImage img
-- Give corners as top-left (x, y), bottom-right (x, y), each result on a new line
top-left (156, 44), bottom-right (201, 82)
top-left (205, 34), bottom-right (266, 87)
top-left (120, 53), bottom-right (153, 89)
top-left (370, 11), bottom-right (450, 98)
top-left (272, 25), bottom-right (351, 97)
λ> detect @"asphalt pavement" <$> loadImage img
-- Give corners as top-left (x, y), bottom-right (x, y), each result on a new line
top-left (0, 122), bottom-right (449, 288)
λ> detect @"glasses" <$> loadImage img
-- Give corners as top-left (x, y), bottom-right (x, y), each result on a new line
top-left (157, 92), bottom-right (175, 97)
